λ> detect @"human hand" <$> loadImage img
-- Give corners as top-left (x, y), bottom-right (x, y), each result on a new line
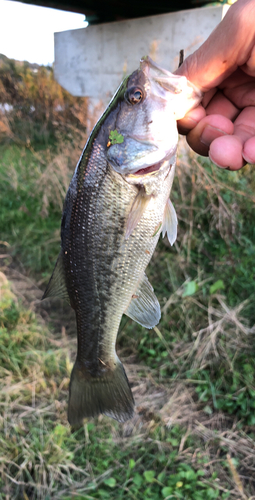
top-left (175, 0), bottom-right (255, 170)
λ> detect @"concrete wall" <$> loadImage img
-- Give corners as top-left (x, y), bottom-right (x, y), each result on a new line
top-left (54, 5), bottom-right (229, 100)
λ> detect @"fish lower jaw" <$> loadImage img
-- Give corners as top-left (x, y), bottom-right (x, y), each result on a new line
top-left (131, 161), bottom-right (162, 176)
top-left (126, 157), bottom-right (173, 183)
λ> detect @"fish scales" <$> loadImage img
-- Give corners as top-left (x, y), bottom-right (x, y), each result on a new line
top-left (43, 56), bottom-right (203, 426)
top-left (63, 143), bottom-right (169, 362)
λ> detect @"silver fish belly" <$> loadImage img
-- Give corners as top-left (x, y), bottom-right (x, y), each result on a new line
top-left (43, 56), bottom-right (203, 426)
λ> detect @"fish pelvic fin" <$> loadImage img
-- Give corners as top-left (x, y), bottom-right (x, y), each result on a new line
top-left (161, 198), bottom-right (178, 246)
top-left (125, 273), bottom-right (161, 328)
top-left (125, 189), bottom-right (151, 239)
top-left (42, 250), bottom-right (70, 304)
top-left (68, 357), bottom-right (134, 427)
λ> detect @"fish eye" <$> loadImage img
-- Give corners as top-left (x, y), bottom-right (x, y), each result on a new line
top-left (126, 87), bottom-right (143, 105)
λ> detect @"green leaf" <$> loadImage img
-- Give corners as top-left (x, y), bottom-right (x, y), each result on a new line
top-left (53, 424), bottom-right (68, 437)
top-left (98, 490), bottom-right (110, 498)
top-left (87, 422), bottom-right (95, 431)
top-left (104, 477), bottom-right (116, 488)
top-left (109, 129), bottom-right (124, 145)
top-left (197, 469), bottom-right (205, 476)
top-left (148, 349), bottom-right (156, 356)
top-left (248, 414), bottom-right (255, 425)
top-left (206, 487), bottom-right (219, 498)
top-left (184, 470), bottom-right (196, 480)
top-left (158, 471), bottom-right (166, 482)
top-left (209, 279), bottom-right (225, 295)
top-left (162, 486), bottom-right (173, 497)
top-left (129, 458), bottom-right (135, 469)
top-left (133, 473), bottom-right (143, 487)
top-left (182, 281), bottom-right (198, 297)
top-left (167, 438), bottom-right (179, 447)
top-left (203, 405), bottom-right (213, 415)
top-left (143, 470), bottom-right (155, 483)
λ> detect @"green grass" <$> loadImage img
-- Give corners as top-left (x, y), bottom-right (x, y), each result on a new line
top-left (0, 144), bottom-right (70, 277)
top-left (0, 284), bottom-right (233, 499)
top-left (1, 140), bottom-right (255, 498)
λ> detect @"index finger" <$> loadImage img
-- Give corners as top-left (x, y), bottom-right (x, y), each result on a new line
top-left (177, 105), bottom-right (206, 135)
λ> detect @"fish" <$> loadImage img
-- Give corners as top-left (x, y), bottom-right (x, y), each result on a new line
top-left (43, 56), bottom-right (202, 426)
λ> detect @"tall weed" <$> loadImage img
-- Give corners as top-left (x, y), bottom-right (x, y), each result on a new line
top-left (0, 54), bottom-right (88, 147)
top-left (1, 57), bottom-right (255, 498)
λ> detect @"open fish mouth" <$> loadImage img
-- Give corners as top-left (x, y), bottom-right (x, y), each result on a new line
top-left (107, 136), bottom-right (161, 176)
top-left (107, 131), bottom-right (177, 177)
top-left (131, 162), bottom-right (162, 176)
top-left (127, 154), bottom-right (175, 179)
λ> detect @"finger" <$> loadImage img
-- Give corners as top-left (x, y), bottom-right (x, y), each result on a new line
top-left (202, 88), bottom-right (217, 108)
top-left (234, 106), bottom-right (255, 143)
top-left (175, 0), bottom-right (255, 91)
top-left (224, 80), bottom-right (255, 108)
top-left (205, 90), bottom-right (240, 120)
top-left (243, 137), bottom-right (255, 164)
top-left (241, 45), bottom-right (255, 77)
top-left (218, 67), bottom-right (254, 90)
top-left (177, 105), bottom-right (206, 135)
top-left (178, 90), bottom-right (240, 136)
top-left (209, 107), bottom-right (255, 169)
top-left (186, 114), bottom-right (234, 156)
top-left (209, 136), bottom-right (245, 170)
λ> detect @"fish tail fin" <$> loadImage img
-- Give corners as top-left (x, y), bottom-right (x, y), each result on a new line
top-left (68, 358), bottom-right (134, 427)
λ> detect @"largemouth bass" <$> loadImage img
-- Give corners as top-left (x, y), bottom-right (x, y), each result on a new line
top-left (43, 57), bottom-right (202, 426)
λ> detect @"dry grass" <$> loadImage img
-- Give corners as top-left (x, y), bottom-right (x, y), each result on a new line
top-left (1, 100), bottom-right (255, 497)
top-left (1, 259), bottom-right (255, 498)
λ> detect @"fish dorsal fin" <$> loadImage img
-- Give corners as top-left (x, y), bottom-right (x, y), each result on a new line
top-left (42, 251), bottom-right (70, 304)
top-left (125, 189), bottom-right (151, 239)
top-left (125, 274), bottom-right (161, 328)
top-left (161, 198), bottom-right (178, 246)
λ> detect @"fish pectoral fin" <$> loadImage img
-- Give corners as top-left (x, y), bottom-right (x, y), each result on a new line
top-left (125, 274), bottom-right (161, 328)
top-left (42, 250), bottom-right (70, 304)
top-left (68, 357), bottom-right (134, 427)
top-left (125, 189), bottom-right (151, 239)
top-left (161, 198), bottom-right (178, 246)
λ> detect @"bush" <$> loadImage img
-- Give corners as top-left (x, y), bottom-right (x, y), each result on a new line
top-left (0, 54), bottom-right (88, 147)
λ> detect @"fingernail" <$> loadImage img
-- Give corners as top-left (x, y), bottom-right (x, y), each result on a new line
top-left (201, 125), bottom-right (227, 147)
top-left (243, 153), bottom-right (253, 164)
top-left (186, 117), bottom-right (200, 126)
top-left (209, 152), bottom-right (229, 169)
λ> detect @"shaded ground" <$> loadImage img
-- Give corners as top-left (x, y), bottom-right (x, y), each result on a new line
top-left (1, 109), bottom-right (255, 497)
top-left (2, 255), bottom-right (255, 499)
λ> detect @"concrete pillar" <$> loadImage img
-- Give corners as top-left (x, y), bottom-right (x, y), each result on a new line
top-left (54, 4), bottom-right (229, 102)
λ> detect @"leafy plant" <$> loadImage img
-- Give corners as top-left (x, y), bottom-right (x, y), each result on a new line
top-left (108, 129), bottom-right (124, 145)
top-left (1, 58), bottom-right (255, 498)
top-left (0, 55), bottom-right (88, 147)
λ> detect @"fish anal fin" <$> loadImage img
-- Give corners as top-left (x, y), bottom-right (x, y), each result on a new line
top-left (68, 357), bottom-right (134, 427)
top-left (125, 274), bottom-right (161, 328)
top-left (162, 198), bottom-right (178, 246)
top-left (125, 189), bottom-right (151, 239)
top-left (42, 250), bottom-right (70, 304)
